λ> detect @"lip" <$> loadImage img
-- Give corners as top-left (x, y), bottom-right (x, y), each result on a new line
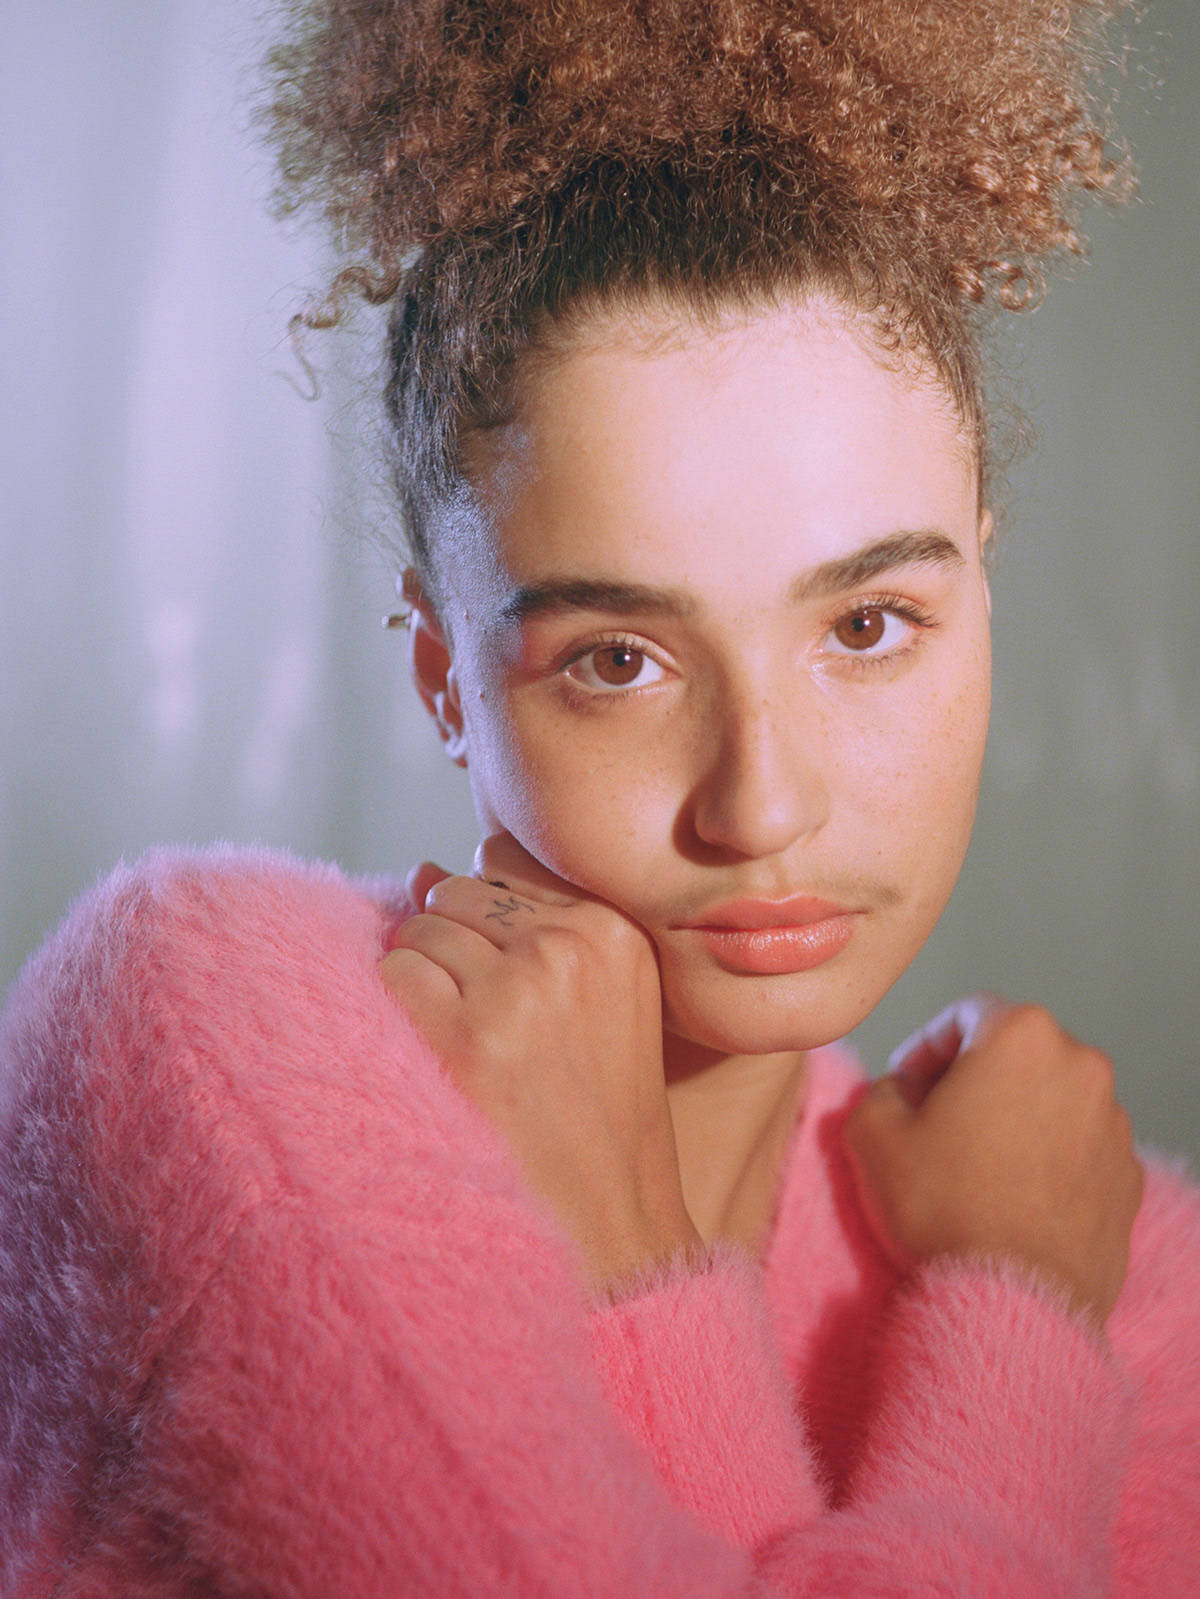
top-left (685, 917), bottom-right (858, 975)
top-left (679, 895), bottom-right (855, 930)
top-left (674, 896), bottom-right (860, 975)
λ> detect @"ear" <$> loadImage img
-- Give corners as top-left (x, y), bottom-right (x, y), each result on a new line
top-left (402, 569), bottom-right (468, 767)
top-left (977, 508), bottom-right (994, 619)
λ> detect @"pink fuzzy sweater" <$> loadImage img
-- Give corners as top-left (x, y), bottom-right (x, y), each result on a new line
top-left (1, 847), bottom-right (1197, 1596)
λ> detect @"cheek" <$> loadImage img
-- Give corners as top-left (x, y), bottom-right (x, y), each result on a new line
top-left (462, 696), bottom-right (675, 900)
top-left (855, 644), bottom-right (991, 891)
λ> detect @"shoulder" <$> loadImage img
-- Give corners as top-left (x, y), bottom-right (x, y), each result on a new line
top-left (17, 842), bottom-right (405, 980)
top-left (3, 845), bottom-right (399, 1115)
top-left (0, 845), bottom-right (507, 1227)
top-left (0, 852), bottom-right (587, 1593)
top-left (4, 842), bottom-right (409, 1032)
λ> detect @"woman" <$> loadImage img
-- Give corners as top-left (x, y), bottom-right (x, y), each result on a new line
top-left (2, 1), bottom-right (1197, 1593)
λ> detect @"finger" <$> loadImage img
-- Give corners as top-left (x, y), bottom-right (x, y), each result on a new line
top-left (840, 1078), bottom-right (921, 1269)
top-left (472, 832), bottom-right (579, 907)
top-left (886, 994), bottom-right (973, 1075)
top-left (390, 910), bottom-right (503, 992)
top-left (844, 1073), bottom-right (917, 1149)
top-left (954, 991), bottom-right (1012, 1051)
top-left (887, 992), bottom-right (1011, 1096)
top-left (406, 860), bottom-right (453, 913)
top-left (884, 1006), bottom-right (968, 1108)
top-left (421, 872), bottom-right (547, 949)
top-left (379, 944), bottom-right (463, 1020)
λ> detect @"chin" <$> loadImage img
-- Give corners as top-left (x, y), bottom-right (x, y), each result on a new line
top-left (661, 969), bottom-right (889, 1055)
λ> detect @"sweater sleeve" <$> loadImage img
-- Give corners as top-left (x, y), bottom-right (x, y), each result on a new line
top-left (0, 848), bottom-right (1176, 1598)
top-left (588, 1242), bottom-right (1142, 1596)
top-left (0, 848), bottom-right (747, 1597)
top-left (1108, 1152), bottom-right (1200, 1594)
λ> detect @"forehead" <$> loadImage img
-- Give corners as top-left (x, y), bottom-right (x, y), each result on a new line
top-left (449, 299), bottom-right (978, 607)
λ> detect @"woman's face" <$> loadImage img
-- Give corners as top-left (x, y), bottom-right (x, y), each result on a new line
top-left (412, 297), bottom-right (992, 1055)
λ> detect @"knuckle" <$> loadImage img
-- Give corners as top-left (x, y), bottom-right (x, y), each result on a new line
top-left (537, 922), bottom-right (590, 968)
top-left (1080, 1045), bottom-right (1117, 1095)
top-left (378, 945), bottom-right (455, 1016)
top-left (1001, 1002), bottom-right (1061, 1051)
top-left (428, 874), bottom-right (486, 916)
top-left (394, 909), bottom-right (438, 942)
top-left (1065, 1042), bottom-right (1117, 1102)
top-left (378, 948), bottom-right (410, 990)
top-left (422, 878), bottom-right (457, 914)
top-left (390, 912), bottom-right (422, 945)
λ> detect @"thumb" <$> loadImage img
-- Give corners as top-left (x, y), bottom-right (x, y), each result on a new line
top-left (886, 991), bottom-right (1011, 1106)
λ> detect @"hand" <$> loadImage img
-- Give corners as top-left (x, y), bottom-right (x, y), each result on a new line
top-left (842, 996), bottom-right (1145, 1331)
top-left (379, 833), bottom-right (704, 1294)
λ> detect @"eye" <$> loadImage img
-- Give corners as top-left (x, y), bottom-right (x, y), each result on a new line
top-left (823, 603), bottom-right (925, 660)
top-left (564, 641), bottom-right (666, 694)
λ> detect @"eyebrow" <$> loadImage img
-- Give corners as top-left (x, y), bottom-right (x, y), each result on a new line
top-left (492, 531), bottom-right (965, 626)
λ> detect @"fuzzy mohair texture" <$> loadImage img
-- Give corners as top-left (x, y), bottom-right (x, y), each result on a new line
top-left (1, 846), bottom-right (1198, 1594)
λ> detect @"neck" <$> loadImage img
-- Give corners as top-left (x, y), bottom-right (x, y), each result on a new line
top-left (662, 1034), bottom-right (810, 1255)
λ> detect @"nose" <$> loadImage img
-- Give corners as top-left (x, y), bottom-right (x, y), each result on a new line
top-left (685, 680), bottom-right (832, 861)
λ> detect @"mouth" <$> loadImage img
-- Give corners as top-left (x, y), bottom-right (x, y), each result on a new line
top-left (673, 897), bottom-right (861, 975)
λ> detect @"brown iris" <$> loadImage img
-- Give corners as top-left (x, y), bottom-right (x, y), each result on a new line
top-left (834, 608), bottom-right (886, 651)
top-left (591, 645), bottom-right (645, 685)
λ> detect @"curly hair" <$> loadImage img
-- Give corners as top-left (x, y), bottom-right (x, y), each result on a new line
top-left (261, 0), bottom-right (1136, 587)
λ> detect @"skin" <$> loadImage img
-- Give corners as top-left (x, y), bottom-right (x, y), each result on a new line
top-left (382, 294), bottom-right (1142, 1318)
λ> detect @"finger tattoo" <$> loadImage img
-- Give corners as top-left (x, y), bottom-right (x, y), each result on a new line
top-left (485, 893), bottom-right (536, 929)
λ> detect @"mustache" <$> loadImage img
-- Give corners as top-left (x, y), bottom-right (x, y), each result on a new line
top-left (660, 876), bottom-right (905, 926)
top-left (481, 833), bottom-right (906, 927)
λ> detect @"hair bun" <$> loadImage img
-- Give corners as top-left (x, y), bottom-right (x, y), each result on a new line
top-left (265, 0), bottom-right (1134, 312)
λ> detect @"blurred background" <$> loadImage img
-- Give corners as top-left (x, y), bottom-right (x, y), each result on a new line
top-left (2, 1), bottom-right (1197, 1163)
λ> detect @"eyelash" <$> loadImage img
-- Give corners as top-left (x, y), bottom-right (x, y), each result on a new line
top-left (823, 592), bottom-right (937, 671)
top-left (555, 594), bottom-right (938, 700)
top-left (558, 633), bottom-right (667, 699)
